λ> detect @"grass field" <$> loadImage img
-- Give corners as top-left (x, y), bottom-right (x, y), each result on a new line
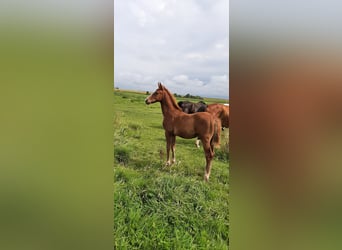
top-left (114, 89), bottom-right (229, 249)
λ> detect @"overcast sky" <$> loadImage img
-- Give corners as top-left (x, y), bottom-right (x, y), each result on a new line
top-left (114, 0), bottom-right (229, 99)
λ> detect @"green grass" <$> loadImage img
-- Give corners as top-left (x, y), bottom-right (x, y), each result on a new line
top-left (114, 90), bottom-right (229, 249)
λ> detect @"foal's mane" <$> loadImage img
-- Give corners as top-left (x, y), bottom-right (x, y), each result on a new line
top-left (163, 86), bottom-right (182, 111)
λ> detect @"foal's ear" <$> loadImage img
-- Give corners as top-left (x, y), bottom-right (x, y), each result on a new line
top-left (158, 82), bottom-right (164, 89)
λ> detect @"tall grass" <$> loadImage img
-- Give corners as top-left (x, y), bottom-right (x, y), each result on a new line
top-left (114, 90), bottom-right (229, 249)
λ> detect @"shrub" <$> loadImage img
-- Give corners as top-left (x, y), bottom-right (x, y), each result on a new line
top-left (128, 123), bottom-right (142, 130)
top-left (215, 142), bottom-right (229, 162)
top-left (115, 147), bottom-right (130, 165)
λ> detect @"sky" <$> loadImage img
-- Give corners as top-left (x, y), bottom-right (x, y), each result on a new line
top-left (114, 0), bottom-right (229, 99)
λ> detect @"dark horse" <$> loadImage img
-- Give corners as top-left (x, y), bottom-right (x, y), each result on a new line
top-left (145, 83), bottom-right (220, 181)
top-left (177, 101), bottom-right (207, 114)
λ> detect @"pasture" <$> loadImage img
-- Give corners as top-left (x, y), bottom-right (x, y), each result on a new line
top-left (114, 89), bottom-right (229, 249)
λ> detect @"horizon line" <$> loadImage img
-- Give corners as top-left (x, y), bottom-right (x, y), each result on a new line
top-left (114, 87), bottom-right (229, 100)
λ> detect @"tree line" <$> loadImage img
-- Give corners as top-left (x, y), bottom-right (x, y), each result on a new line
top-left (146, 91), bottom-right (203, 100)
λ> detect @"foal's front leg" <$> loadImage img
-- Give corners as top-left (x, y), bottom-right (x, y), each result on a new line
top-left (202, 137), bottom-right (214, 182)
top-left (165, 133), bottom-right (176, 166)
top-left (195, 139), bottom-right (201, 148)
top-left (165, 132), bottom-right (171, 166)
top-left (170, 135), bottom-right (176, 164)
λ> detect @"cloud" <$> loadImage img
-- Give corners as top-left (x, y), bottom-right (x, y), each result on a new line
top-left (129, 5), bottom-right (149, 27)
top-left (114, 0), bottom-right (229, 98)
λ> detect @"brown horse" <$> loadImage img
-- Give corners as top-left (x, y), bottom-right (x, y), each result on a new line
top-left (145, 82), bottom-right (220, 181)
top-left (179, 101), bottom-right (229, 148)
top-left (207, 103), bottom-right (229, 128)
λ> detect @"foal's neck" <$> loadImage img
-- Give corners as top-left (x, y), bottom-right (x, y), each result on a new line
top-left (160, 91), bottom-right (180, 117)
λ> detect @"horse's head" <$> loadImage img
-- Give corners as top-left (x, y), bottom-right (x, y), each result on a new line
top-left (145, 82), bottom-right (164, 104)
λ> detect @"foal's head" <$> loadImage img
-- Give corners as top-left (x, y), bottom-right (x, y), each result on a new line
top-left (145, 82), bottom-right (164, 104)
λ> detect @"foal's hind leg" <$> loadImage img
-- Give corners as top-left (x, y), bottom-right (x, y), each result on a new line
top-left (202, 138), bottom-right (214, 181)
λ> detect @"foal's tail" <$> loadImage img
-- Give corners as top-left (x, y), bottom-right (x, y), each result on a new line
top-left (211, 118), bottom-right (221, 148)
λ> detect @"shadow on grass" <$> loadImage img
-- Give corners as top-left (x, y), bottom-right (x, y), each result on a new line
top-left (149, 124), bottom-right (164, 130)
